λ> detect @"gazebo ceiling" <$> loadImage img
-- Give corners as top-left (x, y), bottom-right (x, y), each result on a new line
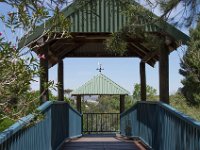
top-left (71, 73), bottom-right (130, 96)
top-left (41, 33), bottom-right (160, 67)
top-left (19, 0), bottom-right (190, 68)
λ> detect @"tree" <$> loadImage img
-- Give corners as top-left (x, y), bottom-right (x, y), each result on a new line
top-left (106, 0), bottom-right (200, 55)
top-left (95, 95), bottom-right (120, 113)
top-left (0, 0), bottom-right (101, 123)
top-left (132, 84), bottom-right (158, 101)
top-left (31, 90), bottom-right (57, 101)
top-left (0, 0), bottom-right (78, 123)
top-left (132, 84), bottom-right (141, 101)
top-left (134, 0), bottom-right (200, 27)
top-left (0, 36), bottom-right (40, 121)
top-left (155, 0), bottom-right (200, 27)
top-left (179, 21), bottom-right (200, 106)
top-left (64, 89), bottom-right (73, 98)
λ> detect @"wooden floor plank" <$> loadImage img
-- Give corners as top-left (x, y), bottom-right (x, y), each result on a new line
top-left (60, 135), bottom-right (147, 150)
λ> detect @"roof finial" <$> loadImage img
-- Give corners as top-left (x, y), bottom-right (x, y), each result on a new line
top-left (96, 62), bottom-right (104, 73)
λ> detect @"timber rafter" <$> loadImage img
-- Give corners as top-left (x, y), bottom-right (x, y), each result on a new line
top-left (32, 33), bottom-right (160, 68)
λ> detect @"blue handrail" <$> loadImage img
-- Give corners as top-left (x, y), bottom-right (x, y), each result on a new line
top-left (120, 101), bottom-right (200, 150)
top-left (0, 101), bottom-right (82, 150)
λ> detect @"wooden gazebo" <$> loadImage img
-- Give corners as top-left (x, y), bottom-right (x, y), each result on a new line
top-left (71, 73), bottom-right (130, 113)
top-left (18, 0), bottom-right (189, 105)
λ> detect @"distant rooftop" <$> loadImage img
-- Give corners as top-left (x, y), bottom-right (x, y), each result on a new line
top-left (71, 73), bottom-right (130, 96)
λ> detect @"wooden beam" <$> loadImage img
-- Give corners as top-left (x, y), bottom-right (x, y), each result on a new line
top-left (131, 43), bottom-right (148, 55)
top-left (58, 60), bottom-right (64, 101)
top-left (51, 42), bottom-right (68, 53)
top-left (142, 50), bottom-right (159, 63)
top-left (129, 44), bottom-right (155, 67)
top-left (40, 46), bottom-right (49, 104)
top-left (120, 95), bottom-right (125, 114)
top-left (59, 43), bottom-right (85, 59)
top-left (140, 61), bottom-right (146, 101)
top-left (48, 49), bottom-right (58, 62)
top-left (129, 43), bottom-right (145, 58)
top-left (134, 43), bottom-right (158, 63)
top-left (77, 95), bottom-right (82, 113)
top-left (159, 43), bottom-right (169, 104)
top-left (50, 38), bottom-right (106, 45)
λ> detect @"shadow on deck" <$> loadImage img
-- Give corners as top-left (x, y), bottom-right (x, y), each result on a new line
top-left (60, 134), bottom-right (148, 150)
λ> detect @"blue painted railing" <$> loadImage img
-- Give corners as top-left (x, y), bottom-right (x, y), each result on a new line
top-left (120, 101), bottom-right (200, 150)
top-left (0, 101), bottom-right (82, 150)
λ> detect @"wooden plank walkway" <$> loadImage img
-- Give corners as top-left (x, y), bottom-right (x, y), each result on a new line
top-left (60, 135), bottom-right (148, 150)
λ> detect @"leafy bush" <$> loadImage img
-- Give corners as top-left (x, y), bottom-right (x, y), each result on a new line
top-left (0, 118), bottom-right (15, 132)
top-left (132, 84), bottom-right (158, 101)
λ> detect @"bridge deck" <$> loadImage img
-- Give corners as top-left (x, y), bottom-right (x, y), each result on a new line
top-left (60, 135), bottom-right (148, 150)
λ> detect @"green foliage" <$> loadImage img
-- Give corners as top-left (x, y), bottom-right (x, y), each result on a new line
top-left (65, 97), bottom-right (76, 109)
top-left (0, 35), bottom-right (41, 122)
top-left (0, 0), bottom-right (72, 32)
top-left (105, 0), bottom-right (200, 55)
top-left (83, 96), bottom-right (120, 113)
top-left (82, 84), bottom-right (157, 113)
top-left (170, 92), bottom-right (200, 121)
top-left (125, 95), bottom-right (134, 110)
top-left (132, 84), bottom-right (140, 101)
top-left (81, 95), bottom-right (133, 113)
top-left (81, 92), bottom-right (200, 122)
top-left (106, 33), bottom-right (127, 55)
top-left (155, 0), bottom-right (200, 27)
top-left (180, 21), bottom-right (200, 106)
top-left (0, 118), bottom-right (15, 132)
top-left (0, 0), bottom-right (78, 130)
top-left (30, 90), bottom-right (57, 101)
top-left (64, 89), bottom-right (75, 108)
top-left (132, 83), bottom-right (158, 101)
top-left (106, 1), bottom-right (165, 55)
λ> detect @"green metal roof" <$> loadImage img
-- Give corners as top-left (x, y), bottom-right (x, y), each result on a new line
top-left (19, 0), bottom-right (189, 49)
top-left (71, 73), bottom-right (130, 96)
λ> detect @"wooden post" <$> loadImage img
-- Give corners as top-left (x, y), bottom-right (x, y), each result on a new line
top-left (159, 43), bottom-right (169, 104)
top-left (77, 95), bottom-right (81, 113)
top-left (40, 47), bottom-right (49, 104)
top-left (120, 95), bottom-right (125, 114)
top-left (58, 60), bottom-right (64, 101)
top-left (140, 61), bottom-right (146, 101)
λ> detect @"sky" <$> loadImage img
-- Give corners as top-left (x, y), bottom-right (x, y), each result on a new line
top-left (0, 2), bottom-right (189, 96)
top-left (30, 48), bottom-right (187, 95)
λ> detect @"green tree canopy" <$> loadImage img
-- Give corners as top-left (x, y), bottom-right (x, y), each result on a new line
top-left (180, 21), bottom-right (200, 106)
top-left (132, 84), bottom-right (158, 101)
top-left (0, 0), bottom-right (76, 123)
top-left (136, 0), bottom-right (200, 27)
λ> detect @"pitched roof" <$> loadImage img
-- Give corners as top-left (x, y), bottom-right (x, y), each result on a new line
top-left (71, 73), bottom-right (130, 96)
top-left (19, 0), bottom-right (189, 49)
top-left (18, 0), bottom-right (190, 68)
